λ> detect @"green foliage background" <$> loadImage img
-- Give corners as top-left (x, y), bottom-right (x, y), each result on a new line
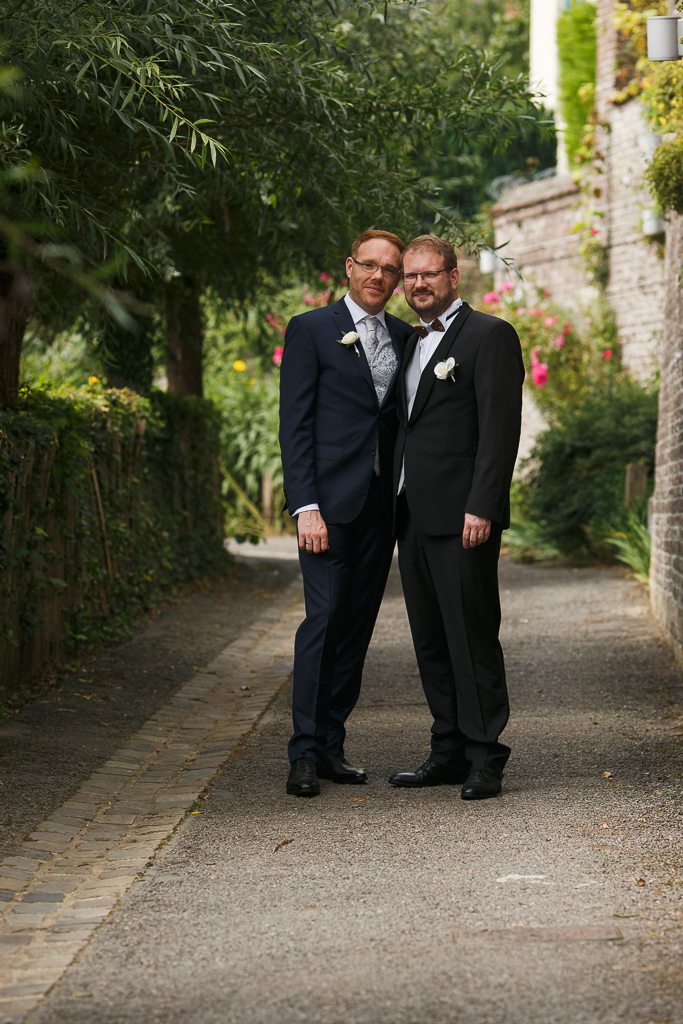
top-left (0, 385), bottom-right (227, 708)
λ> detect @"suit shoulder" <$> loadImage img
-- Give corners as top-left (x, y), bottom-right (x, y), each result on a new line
top-left (467, 309), bottom-right (520, 344)
top-left (288, 304), bottom-right (337, 330)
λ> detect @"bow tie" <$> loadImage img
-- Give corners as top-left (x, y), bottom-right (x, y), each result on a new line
top-left (415, 318), bottom-right (445, 339)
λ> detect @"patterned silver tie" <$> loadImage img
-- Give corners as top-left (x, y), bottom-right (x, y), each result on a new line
top-left (361, 315), bottom-right (398, 476)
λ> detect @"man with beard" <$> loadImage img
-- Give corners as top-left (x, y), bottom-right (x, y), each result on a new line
top-left (389, 235), bottom-right (524, 799)
top-left (279, 229), bottom-right (414, 796)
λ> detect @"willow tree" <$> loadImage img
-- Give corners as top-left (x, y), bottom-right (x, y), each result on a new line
top-left (0, 0), bottom-right (544, 404)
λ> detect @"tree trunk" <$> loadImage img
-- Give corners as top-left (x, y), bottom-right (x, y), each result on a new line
top-left (165, 274), bottom-right (203, 396)
top-left (0, 255), bottom-right (32, 409)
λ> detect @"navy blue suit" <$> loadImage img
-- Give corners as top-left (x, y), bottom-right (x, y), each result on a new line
top-left (279, 297), bottom-right (413, 762)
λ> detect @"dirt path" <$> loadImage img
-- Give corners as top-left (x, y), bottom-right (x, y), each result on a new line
top-left (5, 555), bottom-right (683, 1024)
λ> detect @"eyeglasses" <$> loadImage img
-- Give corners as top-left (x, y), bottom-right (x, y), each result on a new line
top-left (403, 270), bottom-right (450, 283)
top-left (351, 257), bottom-right (401, 281)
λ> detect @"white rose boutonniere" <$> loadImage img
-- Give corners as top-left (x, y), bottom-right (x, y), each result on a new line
top-left (434, 357), bottom-right (458, 382)
top-left (339, 330), bottom-right (360, 356)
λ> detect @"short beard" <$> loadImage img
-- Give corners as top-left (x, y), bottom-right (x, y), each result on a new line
top-left (409, 281), bottom-right (455, 321)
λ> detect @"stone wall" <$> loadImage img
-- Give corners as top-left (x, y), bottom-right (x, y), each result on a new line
top-left (650, 212), bottom-right (683, 668)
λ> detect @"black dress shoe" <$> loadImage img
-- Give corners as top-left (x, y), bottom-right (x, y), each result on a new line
top-left (317, 755), bottom-right (367, 784)
top-left (460, 769), bottom-right (502, 800)
top-left (388, 758), bottom-right (470, 788)
top-left (286, 758), bottom-right (320, 797)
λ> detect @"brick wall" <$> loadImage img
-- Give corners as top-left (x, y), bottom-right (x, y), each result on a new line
top-left (650, 212), bottom-right (683, 667)
top-left (594, 0), bottom-right (664, 379)
top-left (491, 175), bottom-right (586, 303)
top-left (491, 0), bottom-right (664, 380)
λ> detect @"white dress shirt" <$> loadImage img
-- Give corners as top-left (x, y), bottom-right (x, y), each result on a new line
top-left (293, 293), bottom-right (389, 517)
top-left (397, 297), bottom-right (463, 495)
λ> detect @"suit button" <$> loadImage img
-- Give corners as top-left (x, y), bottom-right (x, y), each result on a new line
top-left (405, 427), bottom-right (412, 434)
top-left (370, 448), bottom-right (376, 455)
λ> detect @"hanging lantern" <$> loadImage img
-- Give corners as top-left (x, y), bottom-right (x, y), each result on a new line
top-left (646, 17), bottom-right (683, 62)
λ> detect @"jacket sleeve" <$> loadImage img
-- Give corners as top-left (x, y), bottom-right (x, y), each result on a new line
top-left (465, 319), bottom-right (524, 523)
top-left (279, 314), bottom-right (320, 512)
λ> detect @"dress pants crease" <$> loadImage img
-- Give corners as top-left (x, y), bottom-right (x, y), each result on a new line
top-left (397, 497), bottom-right (510, 776)
top-left (289, 475), bottom-right (394, 763)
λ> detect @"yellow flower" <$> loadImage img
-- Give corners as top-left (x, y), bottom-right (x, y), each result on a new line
top-left (248, 378), bottom-right (255, 386)
top-left (88, 375), bottom-right (100, 385)
top-left (233, 360), bottom-right (246, 372)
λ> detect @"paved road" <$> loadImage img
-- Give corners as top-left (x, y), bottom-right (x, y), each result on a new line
top-left (0, 559), bottom-right (300, 862)
top-left (28, 558), bottom-right (683, 1024)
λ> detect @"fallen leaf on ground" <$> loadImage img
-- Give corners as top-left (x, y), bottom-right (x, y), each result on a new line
top-left (636, 877), bottom-right (646, 886)
top-left (272, 834), bottom-right (294, 854)
top-left (352, 798), bottom-right (366, 802)
top-left (602, 771), bottom-right (613, 778)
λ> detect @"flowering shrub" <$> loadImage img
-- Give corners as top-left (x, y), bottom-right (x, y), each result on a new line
top-left (478, 288), bottom-right (619, 413)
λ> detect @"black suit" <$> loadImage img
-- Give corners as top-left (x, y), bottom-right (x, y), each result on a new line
top-left (394, 302), bottom-right (524, 775)
top-left (280, 298), bottom-right (413, 763)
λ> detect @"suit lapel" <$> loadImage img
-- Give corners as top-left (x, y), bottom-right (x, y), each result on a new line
top-left (331, 300), bottom-right (376, 401)
top-left (408, 303), bottom-right (472, 424)
top-left (398, 329), bottom-right (419, 424)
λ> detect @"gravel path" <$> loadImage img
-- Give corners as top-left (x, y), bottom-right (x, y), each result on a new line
top-left (27, 558), bottom-right (683, 1024)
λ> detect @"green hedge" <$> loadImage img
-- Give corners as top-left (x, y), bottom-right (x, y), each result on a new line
top-left (521, 378), bottom-right (659, 555)
top-left (0, 384), bottom-right (228, 708)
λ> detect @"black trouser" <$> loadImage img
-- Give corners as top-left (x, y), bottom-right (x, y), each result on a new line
top-left (397, 496), bottom-right (511, 777)
top-left (289, 475), bottom-right (394, 763)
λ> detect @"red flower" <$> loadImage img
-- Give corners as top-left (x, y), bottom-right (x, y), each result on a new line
top-left (320, 272), bottom-right (332, 282)
top-left (528, 308), bottom-right (541, 316)
top-left (591, 228), bottom-right (599, 236)
top-left (603, 349), bottom-right (613, 360)
top-left (273, 346), bottom-right (284, 366)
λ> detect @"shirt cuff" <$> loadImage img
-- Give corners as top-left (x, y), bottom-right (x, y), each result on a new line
top-left (292, 503), bottom-right (320, 517)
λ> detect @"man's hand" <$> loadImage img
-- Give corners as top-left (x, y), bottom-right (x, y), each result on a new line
top-left (463, 513), bottom-right (491, 549)
top-left (298, 510), bottom-right (329, 554)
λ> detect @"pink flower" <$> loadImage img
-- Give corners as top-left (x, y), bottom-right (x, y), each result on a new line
top-left (272, 346), bottom-right (283, 366)
top-left (393, 286), bottom-right (403, 295)
top-left (531, 347), bottom-right (540, 366)
top-left (532, 362), bottom-right (549, 387)
top-left (266, 313), bottom-right (276, 326)
top-left (591, 228), bottom-right (599, 236)
top-left (320, 272), bottom-right (332, 282)
top-left (483, 291), bottom-right (500, 304)
top-left (543, 316), bottom-right (559, 327)
top-left (500, 281), bottom-right (514, 292)
top-left (303, 293), bottom-right (316, 306)
top-left (542, 289), bottom-right (550, 297)
top-left (603, 349), bottom-right (613, 360)
top-left (563, 321), bottom-right (572, 334)
top-left (528, 308), bottom-right (541, 316)
top-left (516, 307), bottom-right (526, 316)
top-left (553, 335), bottom-right (565, 348)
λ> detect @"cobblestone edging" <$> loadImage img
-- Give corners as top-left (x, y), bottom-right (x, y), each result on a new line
top-left (0, 579), bottom-right (304, 1024)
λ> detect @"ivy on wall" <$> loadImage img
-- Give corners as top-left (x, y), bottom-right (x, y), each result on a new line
top-left (557, 0), bottom-right (597, 163)
top-left (611, 0), bottom-right (668, 106)
top-left (0, 385), bottom-right (228, 708)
